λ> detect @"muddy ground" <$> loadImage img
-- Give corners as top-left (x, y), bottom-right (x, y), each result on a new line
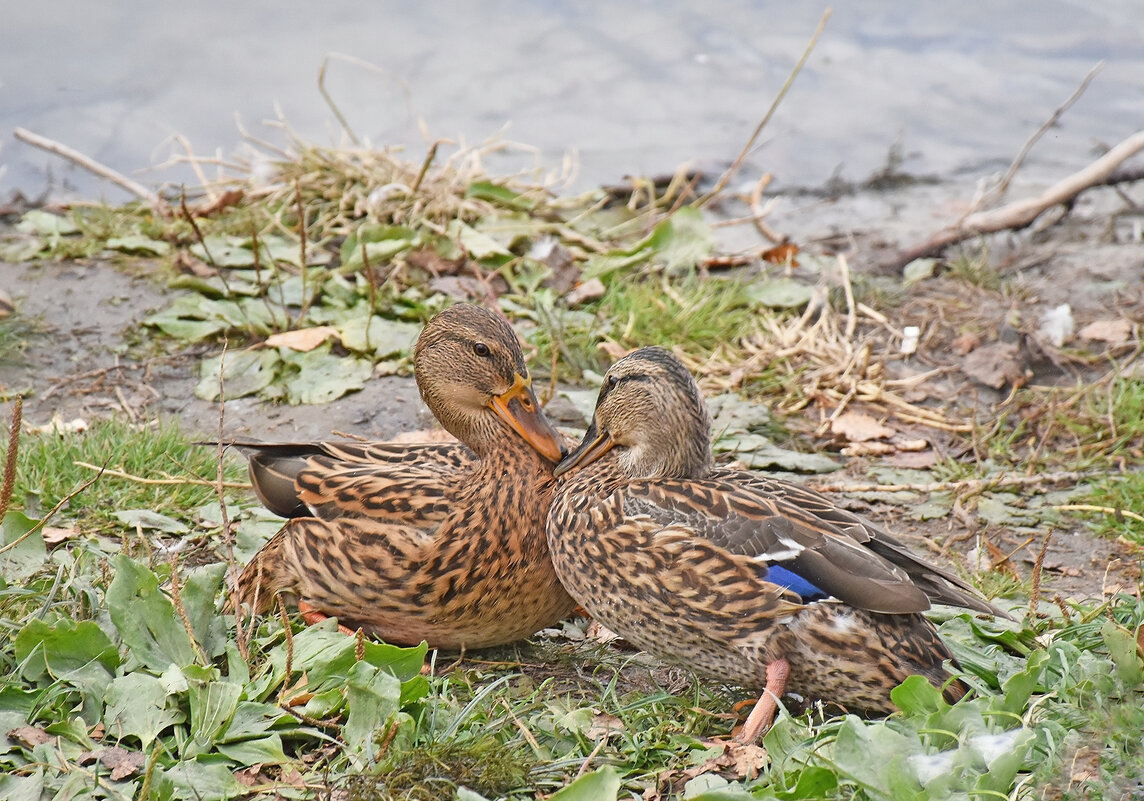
top-left (2, 178), bottom-right (1142, 603)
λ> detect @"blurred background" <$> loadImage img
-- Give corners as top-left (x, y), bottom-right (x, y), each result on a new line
top-left (1, 0), bottom-right (1141, 205)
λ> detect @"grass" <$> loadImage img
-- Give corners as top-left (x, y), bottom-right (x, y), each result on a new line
top-left (8, 416), bottom-right (245, 530)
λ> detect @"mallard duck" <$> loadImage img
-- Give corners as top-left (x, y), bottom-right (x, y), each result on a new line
top-left (230, 303), bottom-right (576, 649)
top-left (548, 346), bottom-right (1005, 741)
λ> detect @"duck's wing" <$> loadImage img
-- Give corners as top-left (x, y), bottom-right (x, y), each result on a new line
top-left (221, 439), bottom-right (475, 519)
top-left (622, 478), bottom-right (934, 615)
top-left (722, 471), bottom-right (1006, 618)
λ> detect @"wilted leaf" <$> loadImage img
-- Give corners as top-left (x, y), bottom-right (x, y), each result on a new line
top-left (78, 746), bottom-right (147, 780)
top-left (7, 725), bottom-right (53, 748)
top-left (761, 242), bottom-right (800, 266)
top-left (715, 434), bottom-right (839, 474)
top-left (336, 316), bottom-right (420, 358)
top-left (646, 207), bottom-right (715, 274)
top-left (1078, 319), bottom-right (1131, 344)
top-left (902, 258), bottom-right (937, 286)
top-left (195, 349), bottom-right (280, 401)
top-left (831, 411), bottom-right (895, 442)
top-left (448, 220), bottom-right (513, 260)
top-left (962, 342), bottom-right (1026, 389)
top-left (106, 235), bottom-right (171, 256)
top-left (275, 346), bottom-right (373, 405)
top-left (747, 277), bottom-right (815, 308)
top-left (40, 525), bottom-right (80, 545)
top-left (114, 509), bottom-right (188, 533)
top-left (264, 326), bottom-right (337, 352)
top-left (566, 277), bottom-right (606, 306)
top-left (17, 210), bottom-right (79, 236)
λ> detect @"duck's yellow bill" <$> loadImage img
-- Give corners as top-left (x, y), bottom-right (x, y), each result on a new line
top-left (490, 374), bottom-right (565, 464)
top-left (552, 420), bottom-right (614, 478)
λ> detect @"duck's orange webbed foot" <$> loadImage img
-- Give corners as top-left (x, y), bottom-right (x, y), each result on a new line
top-left (735, 658), bottom-right (790, 743)
top-left (297, 600), bottom-right (358, 636)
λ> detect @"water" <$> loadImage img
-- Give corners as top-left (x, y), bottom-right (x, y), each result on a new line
top-left (1, 1), bottom-right (1141, 204)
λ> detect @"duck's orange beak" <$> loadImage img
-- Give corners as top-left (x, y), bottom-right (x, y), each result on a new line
top-left (490, 374), bottom-right (565, 464)
top-left (552, 419), bottom-right (614, 478)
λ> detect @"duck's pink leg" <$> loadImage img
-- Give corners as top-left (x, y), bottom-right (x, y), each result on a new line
top-left (736, 658), bottom-right (790, 743)
top-left (297, 600), bottom-right (357, 636)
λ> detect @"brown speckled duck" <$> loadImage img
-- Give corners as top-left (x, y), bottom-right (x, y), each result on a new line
top-left (231, 303), bottom-right (576, 649)
top-left (548, 346), bottom-right (1004, 740)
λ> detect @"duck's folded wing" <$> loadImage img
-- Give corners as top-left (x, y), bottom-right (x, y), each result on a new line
top-left (623, 479), bottom-right (932, 615)
top-left (220, 439), bottom-right (475, 519)
top-left (726, 472), bottom-right (1006, 617)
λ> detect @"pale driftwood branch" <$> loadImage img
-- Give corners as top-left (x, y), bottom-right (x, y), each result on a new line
top-left (890, 128), bottom-right (1144, 270)
top-left (13, 127), bottom-right (162, 207)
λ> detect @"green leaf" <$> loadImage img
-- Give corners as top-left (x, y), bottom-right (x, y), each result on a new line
top-left (13, 618), bottom-right (119, 681)
top-left (466, 180), bottom-right (538, 211)
top-left (645, 206), bottom-right (714, 274)
top-left (344, 661), bottom-right (402, 762)
top-left (340, 225), bottom-right (419, 273)
top-left (104, 672), bottom-right (183, 748)
top-left (1102, 620), bottom-right (1144, 686)
top-left (190, 235), bottom-right (259, 267)
top-left (106, 235), bottom-right (171, 256)
top-left (106, 555), bottom-right (198, 671)
top-left (158, 760), bottom-right (246, 801)
top-left (828, 716), bottom-right (924, 800)
top-left (775, 766), bottom-right (838, 799)
top-left (447, 220), bottom-right (513, 259)
top-left (17, 210), bottom-right (79, 236)
top-left (181, 563), bottom-right (229, 660)
top-left (221, 701), bottom-right (292, 742)
top-left (0, 770), bottom-right (43, 801)
top-left (186, 675), bottom-right (242, 758)
top-left (195, 349), bottom-right (280, 402)
top-left (1, 511), bottom-right (47, 581)
top-left (890, 674), bottom-right (947, 716)
top-left (550, 766), bottom-right (621, 800)
top-left (456, 788), bottom-right (492, 801)
top-left (216, 733), bottom-right (290, 765)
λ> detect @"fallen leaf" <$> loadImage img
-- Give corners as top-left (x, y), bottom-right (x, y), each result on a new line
top-left (951, 331), bottom-right (981, 356)
top-left (8, 725), bottom-right (54, 748)
top-left (190, 188), bottom-right (244, 217)
top-left (27, 416), bottom-right (89, 435)
top-left (41, 526), bottom-right (81, 545)
top-left (597, 341), bottom-right (630, 361)
top-left (172, 249), bottom-right (217, 277)
top-left (831, 411), bottom-right (895, 442)
top-left (265, 326), bottom-right (338, 352)
top-left (962, 342), bottom-right (1026, 389)
top-left (885, 450), bottom-right (938, 469)
top-left (0, 288), bottom-right (13, 316)
top-left (79, 747), bottom-right (147, 781)
top-left (566, 278), bottom-right (606, 306)
top-left (681, 740), bottom-right (769, 783)
top-left (1078, 319), bottom-right (1132, 344)
top-left (585, 712), bottom-right (624, 741)
top-left (761, 243), bottom-right (800, 266)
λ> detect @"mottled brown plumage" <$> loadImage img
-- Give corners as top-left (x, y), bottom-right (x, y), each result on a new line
top-left (548, 346), bottom-right (1005, 739)
top-left (232, 303), bottom-right (576, 648)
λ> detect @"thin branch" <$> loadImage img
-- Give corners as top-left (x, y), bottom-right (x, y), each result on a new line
top-left (694, 8), bottom-right (832, 206)
top-left (72, 461), bottom-right (249, 489)
top-left (13, 127), bottom-right (162, 208)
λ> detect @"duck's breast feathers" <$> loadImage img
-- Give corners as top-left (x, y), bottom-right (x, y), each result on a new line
top-left (619, 478), bottom-right (932, 614)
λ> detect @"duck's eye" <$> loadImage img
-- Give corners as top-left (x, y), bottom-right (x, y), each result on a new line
top-left (473, 342), bottom-right (492, 358)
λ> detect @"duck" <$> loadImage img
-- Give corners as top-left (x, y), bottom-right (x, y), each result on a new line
top-left (547, 346), bottom-right (1005, 741)
top-left (229, 303), bottom-right (577, 649)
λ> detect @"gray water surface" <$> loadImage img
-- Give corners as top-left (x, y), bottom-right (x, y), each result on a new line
top-left (2, 1), bottom-right (1141, 204)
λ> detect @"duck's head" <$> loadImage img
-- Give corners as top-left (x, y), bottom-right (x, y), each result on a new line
top-left (554, 346), bottom-right (713, 479)
top-left (414, 303), bottom-right (564, 463)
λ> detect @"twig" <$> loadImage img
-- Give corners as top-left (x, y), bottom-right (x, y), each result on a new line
top-left (969, 62), bottom-right (1104, 213)
top-left (836, 254), bottom-right (857, 340)
top-left (13, 127), bottom-right (163, 208)
top-left (0, 462), bottom-right (106, 555)
top-left (72, 461), bottom-right (249, 489)
top-left (168, 554), bottom-right (209, 665)
top-left (695, 8), bottom-right (832, 206)
top-left (891, 128), bottom-right (1144, 269)
top-left (277, 595), bottom-right (295, 706)
top-left (1028, 531), bottom-right (1053, 621)
top-left (808, 470), bottom-right (1093, 496)
top-left (1052, 503), bottom-right (1144, 525)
